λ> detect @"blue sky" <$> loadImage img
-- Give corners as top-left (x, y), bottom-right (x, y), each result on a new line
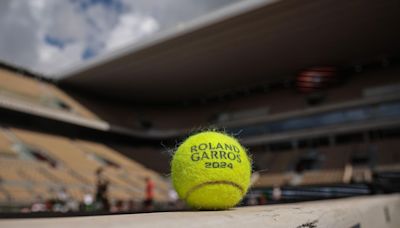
top-left (0, 0), bottom-right (241, 77)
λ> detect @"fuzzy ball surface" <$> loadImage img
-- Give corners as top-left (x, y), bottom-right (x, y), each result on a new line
top-left (171, 131), bottom-right (251, 210)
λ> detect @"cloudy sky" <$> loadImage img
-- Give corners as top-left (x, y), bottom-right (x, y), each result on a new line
top-left (0, 0), bottom-right (241, 78)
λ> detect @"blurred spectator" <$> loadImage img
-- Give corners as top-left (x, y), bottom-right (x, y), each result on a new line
top-left (272, 185), bottom-right (282, 201)
top-left (31, 196), bottom-right (46, 212)
top-left (53, 187), bottom-right (69, 212)
top-left (80, 193), bottom-right (94, 212)
top-left (111, 200), bottom-right (124, 212)
top-left (56, 188), bottom-right (79, 212)
top-left (127, 200), bottom-right (136, 211)
top-left (66, 199), bottom-right (79, 212)
top-left (257, 194), bottom-right (267, 205)
top-left (20, 207), bottom-right (31, 213)
top-left (94, 167), bottom-right (110, 211)
top-left (143, 177), bottom-right (154, 211)
top-left (57, 187), bottom-right (68, 202)
top-left (83, 192), bottom-right (94, 208)
top-left (290, 172), bottom-right (302, 186)
top-left (45, 199), bottom-right (54, 211)
top-left (168, 189), bottom-right (178, 209)
top-left (246, 194), bottom-right (258, 206)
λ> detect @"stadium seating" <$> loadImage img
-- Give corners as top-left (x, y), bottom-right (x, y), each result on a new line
top-left (375, 163), bottom-right (400, 172)
top-left (351, 167), bottom-right (373, 183)
top-left (0, 191), bottom-right (7, 203)
top-left (319, 145), bottom-right (352, 169)
top-left (1, 185), bottom-right (33, 203)
top-left (0, 127), bottom-right (170, 206)
top-left (265, 150), bottom-right (299, 173)
top-left (0, 131), bottom-right (16, 158)
top-left (298, 169), bottom-right (345, 186)
top-left (253, 172), bottom-right (291, 188)
top-left (374, 139), bottom-right (400, 166)
top-left (254, 169), bottom-right (347, 188)
top-left (0, 69), bottom-right (99, 120)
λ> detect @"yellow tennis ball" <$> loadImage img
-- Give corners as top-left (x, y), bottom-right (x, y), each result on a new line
top-left (171, 131), bottom-right (251, 210)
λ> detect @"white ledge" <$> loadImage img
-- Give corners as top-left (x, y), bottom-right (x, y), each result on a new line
top-left (1, 194), bottom-right (399, 228)
top-left (0, 94), bottom-right (109, 131)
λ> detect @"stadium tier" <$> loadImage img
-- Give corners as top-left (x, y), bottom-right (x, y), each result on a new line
top-left (0, 69), bottom-right (99, 121)
top-left (0, 127), bottom-right (170, 208)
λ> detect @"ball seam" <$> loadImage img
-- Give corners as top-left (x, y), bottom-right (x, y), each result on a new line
top-left (184, 180), bottom-right (244, 200)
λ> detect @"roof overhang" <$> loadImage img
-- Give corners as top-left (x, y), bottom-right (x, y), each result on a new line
top-left (58, 0), bottom-right (400, 102)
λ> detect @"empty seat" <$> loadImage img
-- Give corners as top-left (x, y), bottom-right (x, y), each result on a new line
top-left (17, 163), bottom-right (54, 184)
top-left (351, 167), bottom-right (372, 183)
top-left (31, 185), bottom-right (54, 200)
top-left (253, 172), bottom-right (291, 188)
top-left (0, 131), bottom-right (16, 158)
top-left (300, 169), bottom-right (345, 185)
top-left (2, 185), bottom-right (34, 203)
top-left (267, 150), bottom-right (299, 173)
top-left (319, 145), bottom-right (351, 169)
top-left (0, 161), bottom-right (25, 182)
top-left (375, 163), bottom-right (400, 172)
top-left (374, 139), bottom-right (400, 165)
top-left (0, 190), bottom-right (8, 203)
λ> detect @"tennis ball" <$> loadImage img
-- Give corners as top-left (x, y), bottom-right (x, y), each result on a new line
top-left (171, 131), bottom-right (251, 210)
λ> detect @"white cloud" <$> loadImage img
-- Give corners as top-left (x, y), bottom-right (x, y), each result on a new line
top-left (0, 1), bottom-right (41, 69)
top-left (37, 41), bottom-right (84, 73)
top-left (0, 0), bottom-right (240, 77)
top-left (106, 14), bottom-right (159, 51)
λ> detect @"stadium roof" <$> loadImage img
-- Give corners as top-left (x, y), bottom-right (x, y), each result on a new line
top-left (58, 0), bottom-right (400, 102)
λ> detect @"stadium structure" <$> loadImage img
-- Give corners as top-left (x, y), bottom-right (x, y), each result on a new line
top-left (0, 0), bottom-right (399, 226)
